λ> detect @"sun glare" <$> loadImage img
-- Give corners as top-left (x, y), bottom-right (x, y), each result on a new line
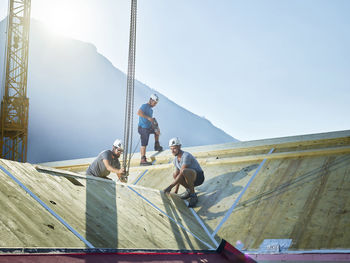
top-left (46, 6), bottom-right (75, 36)
top-left (32, 0), bottom-right (92, 39)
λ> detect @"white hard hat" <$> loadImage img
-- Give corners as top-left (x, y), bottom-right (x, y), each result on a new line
top-left (113, 139), bottom-right (124, 150)
top-left (150, 93), bottom-right (159, 102)
top-left (169, 137), bottom-right (181, 147)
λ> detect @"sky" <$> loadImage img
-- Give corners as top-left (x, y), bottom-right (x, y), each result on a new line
top-left (0, 0), bottom-right (349, 141)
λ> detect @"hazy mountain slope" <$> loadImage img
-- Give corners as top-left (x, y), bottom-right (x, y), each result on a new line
top-left (0, 19), bottom-right (237, 163)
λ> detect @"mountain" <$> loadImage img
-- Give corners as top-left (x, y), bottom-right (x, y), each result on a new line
top-left (0, 18), bottom-right (237, 163)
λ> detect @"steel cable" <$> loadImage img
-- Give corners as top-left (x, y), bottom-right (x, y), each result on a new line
top-left (123, 0), bottom-right (137, 178)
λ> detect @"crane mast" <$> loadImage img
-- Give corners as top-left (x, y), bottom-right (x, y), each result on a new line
top-left (0, 0), bottom-right (31, 162)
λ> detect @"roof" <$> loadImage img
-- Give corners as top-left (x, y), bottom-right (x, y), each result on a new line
top-left (1, 129), bottom-right (350, 261)
top-left (0, 160), bottom-right (219, 250)
top-left (41, 130), bottom-right (350, 252)
top-left (126, 130), bottom-right (350, 252)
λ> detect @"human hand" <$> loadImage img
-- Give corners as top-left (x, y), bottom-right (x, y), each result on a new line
top-left (120, 176), bottom-right (128, 183)
top-left (163, 185), bottom-right (172, 194)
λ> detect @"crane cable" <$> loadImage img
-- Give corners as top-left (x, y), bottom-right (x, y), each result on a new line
top-left (123, 0), bottom-right (137, 179)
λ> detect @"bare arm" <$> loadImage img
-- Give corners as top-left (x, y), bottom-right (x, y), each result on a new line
top-left (173, 169), bottom-right (180, 193)
top-left (138, 108), bottom-right (160, 134)
top-left (102, 159), bottom-right (125, 181)
top-left (173, 169), bottom-right (180, 179)
top-left (164, 165), bottom-right (187, 193)
top-left (137, 109), bottom-right (153, 122)
top-left (174, 184), bottom-right (180, 194)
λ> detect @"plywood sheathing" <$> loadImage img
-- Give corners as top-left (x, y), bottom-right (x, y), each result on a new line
top-left (1, 160), bottom-right (217, 249)
top-left (146, 157), bottom-right (350, 251)
top-left (0, 160), bottom-right (86, 248)
top-left (127, 130), bottom-right (350, 251)
top-left (34, 130), bottom-right (350, 251)
top-left (217, 155), bottom-right (350, 250)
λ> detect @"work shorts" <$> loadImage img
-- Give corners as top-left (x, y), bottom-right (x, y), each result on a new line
top-left (138, 126), bottom-right (156, 147)
top-left (194, 170), bottom-right (205, 186)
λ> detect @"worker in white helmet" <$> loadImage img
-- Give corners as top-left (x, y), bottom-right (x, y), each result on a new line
top-left (137, 93), bottom-right (163, 166)
top-left (86, 139), bottom-right (126, 182)
top-left (163, 137), bottom-right (205, 207)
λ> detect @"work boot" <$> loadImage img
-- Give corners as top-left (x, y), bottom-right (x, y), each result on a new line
top-left (188, 193), bottom-right (198, 208)
top-left (154, 141), bottom-right (163, 152)
top-left (140, 156), bottom-right (152, 166)
top-left (179, 189), bottom-right (191, 200)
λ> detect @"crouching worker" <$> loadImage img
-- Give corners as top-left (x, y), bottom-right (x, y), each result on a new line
top-left (163, 137), bottom-right (205, 207)
top-left (86, 139), bottom-right (126, 182)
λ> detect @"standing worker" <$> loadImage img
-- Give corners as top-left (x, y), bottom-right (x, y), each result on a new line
top-left (137, 94), bottom-right (163, 166)
top-left (86, 139), bottom-right (126, 182)
top-left (163, 137), bottom-right (205, 207)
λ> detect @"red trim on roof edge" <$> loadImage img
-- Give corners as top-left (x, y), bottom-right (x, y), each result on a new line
top-left (0, 252), bottom-right (244, 263)
top-left (0, 241), bottom-right (254, 263)
top-left (218, 239), bottom-right (256, 263)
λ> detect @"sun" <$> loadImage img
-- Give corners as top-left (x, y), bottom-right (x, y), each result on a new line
top-left (32, 0), bottom-right (92, 39)
top-left (45, 6), bottom-right (76, 37)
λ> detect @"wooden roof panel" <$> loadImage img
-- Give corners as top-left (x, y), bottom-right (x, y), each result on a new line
top-left (2, 130), bottom-right (350, 252)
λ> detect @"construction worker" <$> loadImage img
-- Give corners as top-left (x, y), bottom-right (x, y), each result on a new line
top-left (86, 139), bottom-right (126, 182)
top-left (163, 137), bottom-right (205, 207)
top-left (137, 93), bottom-right (163, 166)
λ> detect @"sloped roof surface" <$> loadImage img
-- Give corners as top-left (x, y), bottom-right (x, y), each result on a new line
top-left (0, 159), bottom-right (219, 250)
top-left (2, 130), bottom-right (350, 256)
top-left (126, 130), bottom-right (350, 251)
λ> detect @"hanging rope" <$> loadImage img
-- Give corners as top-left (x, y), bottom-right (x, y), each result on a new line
top-left (123, 0), bottom-right (137, 178)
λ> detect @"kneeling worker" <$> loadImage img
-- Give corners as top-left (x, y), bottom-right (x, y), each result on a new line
top-left (163, 137), bottom-right (205, 207)
top-left (86, 139), bottom-right (126, 182)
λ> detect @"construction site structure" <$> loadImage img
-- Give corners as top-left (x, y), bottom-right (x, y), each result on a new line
top-left (0, 0), bottom-right (31, 162)
top-left (1, 130), bottom-right (350, 262)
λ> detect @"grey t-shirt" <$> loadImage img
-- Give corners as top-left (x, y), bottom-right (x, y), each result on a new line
top-left (86, 150), bottom-right (121, 177)
top-left (173, 151), bottom-right (203, 173)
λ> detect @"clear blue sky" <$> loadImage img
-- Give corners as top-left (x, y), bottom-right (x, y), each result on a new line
top-left (1, 0), bottom-right (349, 141)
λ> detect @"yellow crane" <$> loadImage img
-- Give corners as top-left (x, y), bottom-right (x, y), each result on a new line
top-left (0, 0), bottom-right (31, 162)
top-left (0, 0), bottom-right (136, 165)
